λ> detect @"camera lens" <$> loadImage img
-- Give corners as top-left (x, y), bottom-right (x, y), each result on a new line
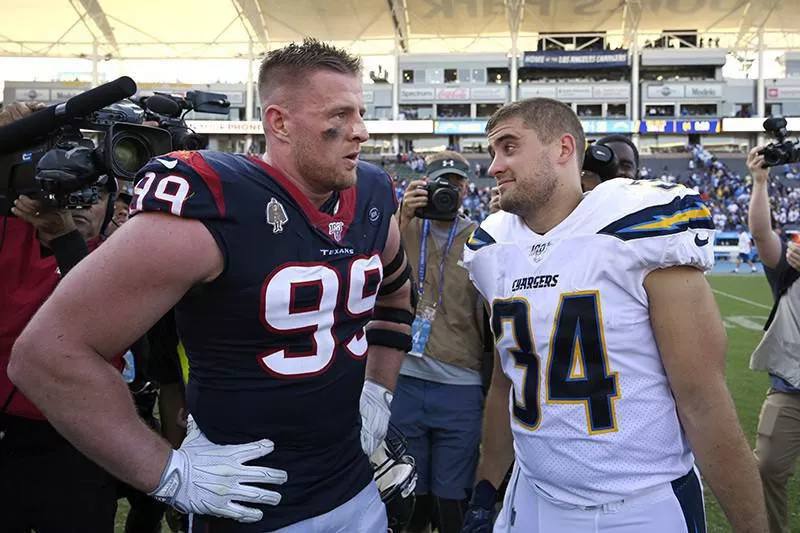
top-left (762, 146), bottom-right (784, 167)
top-left (432, 187), bottom-right (458, 212)
top-left (112, 135), bottom-right (151, 176)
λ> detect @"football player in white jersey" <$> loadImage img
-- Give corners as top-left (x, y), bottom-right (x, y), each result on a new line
top-left (460, 98), bottom-right (768, 533)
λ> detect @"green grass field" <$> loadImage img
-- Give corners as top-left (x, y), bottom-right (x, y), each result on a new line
top-left (703, 273), bottom-right (800, 532)
top-left (114, 273), bottom-right (799, 532)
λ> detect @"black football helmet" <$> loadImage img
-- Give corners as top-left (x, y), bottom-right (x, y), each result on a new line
top-left (370, 423), bottom-right (417, 532)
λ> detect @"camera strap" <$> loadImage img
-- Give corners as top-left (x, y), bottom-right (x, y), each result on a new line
top-left (418, 218), bottom-right (459, 308)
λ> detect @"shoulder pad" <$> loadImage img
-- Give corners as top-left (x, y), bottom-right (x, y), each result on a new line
top-left (466, 226), bottom-right (497, 251)
top-left (596, 179), bottom-right (713, 241)
top-left (129, 151), bottom-right (232, 221)
top-left (590, 179), bottom-right (715, 272)
top-left (466, 211), bottom-right (517, 250)
top-left (357, 161), bottom-right (398, 212)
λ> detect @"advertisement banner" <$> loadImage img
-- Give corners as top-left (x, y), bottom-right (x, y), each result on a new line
top-left (522, 50), bottom-right (628, 69)
top-left (518, 85), bottom-right (557, 99)
top-left (766, 86), bottom-right (800, 100)
top-left (186, 120), bottom-right (435, 135)
top-left (469, 86), bottom-right (508, 101)
top-left (646, 84), bottom-right (686, 99)
top-left (435, 87), bottom-right (471, 101)
top-left (591, 85), bottom-right (630, 99)
top-left (722, 117), bottom-right (800, 132)
top-left (581, 120), bottom-right (637, 134)
top-left (684, 84), bottom-right (723, 99)
top-left (399, 87), bottom-right (435, 102)
top-left (14, 88), bottom-right (50, 101)
top-left (639, 119), bottom-right (720, 134)
top-left (434, 120), bottom-right (488, 135)
top-left (50, 88), bottom-right (87, 101)
top-left (556, 85), bottom-right (594, 99)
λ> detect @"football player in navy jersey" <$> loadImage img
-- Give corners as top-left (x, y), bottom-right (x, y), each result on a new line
top-left (10, 38), bottom-right (414, 532)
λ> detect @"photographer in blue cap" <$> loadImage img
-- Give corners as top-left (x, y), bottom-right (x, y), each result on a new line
top-left (394, 151), bottom-right (493, 533)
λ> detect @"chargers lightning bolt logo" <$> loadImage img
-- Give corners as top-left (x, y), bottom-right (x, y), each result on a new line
top-left (599, 195), bottom-right (714, 241)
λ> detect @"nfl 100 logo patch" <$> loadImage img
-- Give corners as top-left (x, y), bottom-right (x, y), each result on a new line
top-left (529, 241), bottom-right (551, 262)
top-left (328, 221), bottom-right (345, 242)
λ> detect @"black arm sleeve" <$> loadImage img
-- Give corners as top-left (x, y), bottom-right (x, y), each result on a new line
top-left (762, 239), bottom-right (800, 330)
top-left (47, 229), bottom-right (89, 276)
top-left (146, 309), bottom-right (183, 386)
top-left (763, 240), bottom-right (792, 301)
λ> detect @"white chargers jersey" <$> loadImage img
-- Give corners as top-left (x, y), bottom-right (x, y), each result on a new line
top-left (463, 178), bottom-right (715, 507)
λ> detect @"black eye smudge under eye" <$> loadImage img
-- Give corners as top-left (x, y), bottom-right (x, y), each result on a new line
top-left (323, 127), bottom-right (342, 140)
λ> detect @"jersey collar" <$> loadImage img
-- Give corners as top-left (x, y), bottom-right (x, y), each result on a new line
top-left (247, 156), bottom-right (357, 244)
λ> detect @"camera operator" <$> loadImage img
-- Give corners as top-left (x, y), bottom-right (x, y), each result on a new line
top-left (0, 103), bottom-right (120, 533)
top-left (106, 183), bottom-right (133, 237)
top-left (0, 102), bottom-right (47, 127)
top-left (580, 136), bottom-right (639, 192)
top-left (394, 151), bottom-right (492, 533)
top-left (746, 145), bottom-right (800, 533)
top-left (597, 134), bottom-right (640, 180)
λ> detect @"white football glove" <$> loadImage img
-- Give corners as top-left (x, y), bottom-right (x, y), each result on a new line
top-left (149, 415), bottom-right (287, 523)
top-left (360, 379), bottom-right (393, 456)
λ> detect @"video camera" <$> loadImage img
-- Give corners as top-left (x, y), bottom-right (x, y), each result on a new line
top-left (759, 117), bottom-right (800, 168)
top-left (133, 90), bottom-right (230, 151)
top-left (0, 77), bottom-right (172, 214)
top-left (415, 158), bottom-right (470, 221)
top-left (582, 143), bottom-right (618, 182)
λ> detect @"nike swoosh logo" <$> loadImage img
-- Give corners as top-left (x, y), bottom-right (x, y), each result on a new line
top-left (157, 158), bottom-right (178, 169)
top-left (694, 234), bottom-right (710, 247)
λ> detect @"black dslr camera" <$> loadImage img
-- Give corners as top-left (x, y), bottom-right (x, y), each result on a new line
top-left (415, 157), bottom-right (469, 221)
top-left (582, 143), bottom-right (618, 182)
top-left (759, 117), bottom-right (800, 168)
top-left (133, 90), bottom-right (230, 150)
top-left (0, 77), bottom-right (172, 214)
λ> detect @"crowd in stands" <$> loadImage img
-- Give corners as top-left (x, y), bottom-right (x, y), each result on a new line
top-left (641, 145), bottom-right (800, 232)
top-left (383, 145), bottom-right (800, 230)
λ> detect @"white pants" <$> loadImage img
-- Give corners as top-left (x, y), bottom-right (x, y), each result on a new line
top-left (190, 481), bottom-right (387, 533)
top-left (494, 464), bottom-right (706, 533)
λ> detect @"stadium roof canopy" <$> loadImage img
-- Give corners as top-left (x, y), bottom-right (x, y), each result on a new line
top-left (2, 0), bottom-right (798, 59)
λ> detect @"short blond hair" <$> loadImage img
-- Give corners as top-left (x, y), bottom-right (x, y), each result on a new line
top-left (486, 98), bottom-right (586, 168)
top-left (258, 38), bottom-right (361, 106)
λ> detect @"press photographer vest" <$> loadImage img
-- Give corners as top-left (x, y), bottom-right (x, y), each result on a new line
top-left (402, 216), bottom-right (485, 371)
top-left (750, 277), bottom-right (800, 388)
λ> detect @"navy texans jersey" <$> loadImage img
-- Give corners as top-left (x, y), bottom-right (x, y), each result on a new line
top-left (130, 151), bottom-right (397, 532)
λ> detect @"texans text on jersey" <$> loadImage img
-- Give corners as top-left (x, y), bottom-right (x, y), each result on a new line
top-left (320, 247), bottom-right (355, 257)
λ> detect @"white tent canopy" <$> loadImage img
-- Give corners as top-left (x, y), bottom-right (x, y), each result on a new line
top-left (2, 0), bottom-right (799, 60)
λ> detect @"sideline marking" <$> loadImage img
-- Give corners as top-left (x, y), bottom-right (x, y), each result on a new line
top-left (712, 289), bottom-right (771, 310)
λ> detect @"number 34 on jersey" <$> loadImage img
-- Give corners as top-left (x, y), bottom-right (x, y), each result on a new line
top-left (492, 290), bottom-right (620, 435)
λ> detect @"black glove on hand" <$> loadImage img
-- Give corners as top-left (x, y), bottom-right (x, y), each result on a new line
top-left (461, 480), bottom-right (497, 533)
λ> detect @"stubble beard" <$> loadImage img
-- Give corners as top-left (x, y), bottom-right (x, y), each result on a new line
top-left (500, 162), bottom-right (558, 222)
top-left (293, 140), bottom-right (355, 193)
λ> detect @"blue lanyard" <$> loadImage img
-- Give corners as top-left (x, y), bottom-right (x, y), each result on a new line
top-left (418, 219), bottom-right (459, 308)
